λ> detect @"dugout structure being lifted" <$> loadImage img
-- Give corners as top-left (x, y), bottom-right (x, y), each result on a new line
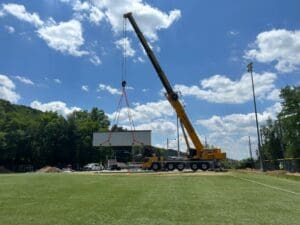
top-left (93, 130), bottom-right (151, 147)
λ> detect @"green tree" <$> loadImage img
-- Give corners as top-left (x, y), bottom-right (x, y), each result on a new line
top-left (260, 118), bottom-right (283, 160)
top-left (0, 99), bottom-right (110, 170)
top-left (67, 108), bottom-right (110, 167)
top-left (278, 86), bottom-right (300, 158)
top-left (32, 112), bottom-right (69, 167)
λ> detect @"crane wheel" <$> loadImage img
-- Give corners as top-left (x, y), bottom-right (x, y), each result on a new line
top-left (167, 163), bottom-right (175, 171)
top-left (176, 163), bottom-right (185, 171)
top-left (190, 163), bottom-right (198, 171)
top-left (200, 162), bottom-right (210, 171)
top-left (151, 163), bottom-right (160, 171)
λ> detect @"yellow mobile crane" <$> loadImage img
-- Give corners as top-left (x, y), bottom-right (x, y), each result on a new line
top-left (124, 12), bottom-right (226, 171)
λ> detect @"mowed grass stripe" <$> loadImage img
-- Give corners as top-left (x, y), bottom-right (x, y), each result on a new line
top-left (231, 175), bottom-right (300, 195)
top-left (233, 170), bottom-right (300, 194)
top-left (0, 172), bottom-right (299, 225)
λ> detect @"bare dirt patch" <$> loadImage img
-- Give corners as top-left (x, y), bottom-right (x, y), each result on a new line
top-left (37, 166), bottom-right (62, 173)
top-left (286, 172), bottom-right (300, 177)
top-left (266, 170), bottom-right (287, 175)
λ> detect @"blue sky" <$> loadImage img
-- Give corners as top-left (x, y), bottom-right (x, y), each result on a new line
top-left (0, 0), bottom-right (299, 159)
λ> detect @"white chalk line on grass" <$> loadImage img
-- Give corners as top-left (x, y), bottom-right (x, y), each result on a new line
top-left (231, 175), bottom-right (300, 195)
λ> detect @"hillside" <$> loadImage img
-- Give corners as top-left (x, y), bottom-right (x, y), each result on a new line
top-left (0, 99), bottom-right (110, 171)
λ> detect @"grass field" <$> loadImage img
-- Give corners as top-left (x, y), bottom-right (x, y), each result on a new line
top-left (0, 171), bottom-right (299, 225)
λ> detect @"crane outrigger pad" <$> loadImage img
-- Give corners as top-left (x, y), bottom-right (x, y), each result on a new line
top-left (93, 130), bottom-right (151, 147)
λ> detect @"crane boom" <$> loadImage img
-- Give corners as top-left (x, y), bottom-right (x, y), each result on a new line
top-left (124, 13), bottom-right (174, 97)
top-left (124, 12), bottom-right (204, 154)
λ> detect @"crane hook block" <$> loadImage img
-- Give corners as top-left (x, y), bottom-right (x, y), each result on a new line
top-left (122, 80), bottom-right (127, 87)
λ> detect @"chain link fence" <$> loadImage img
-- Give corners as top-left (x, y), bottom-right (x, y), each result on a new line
top-left (263, 158), bottom-right (300, 172)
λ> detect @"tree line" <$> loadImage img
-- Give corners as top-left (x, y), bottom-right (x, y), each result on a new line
top-left (0, 99), bottom-right (112, 170)
top-left (259, 86), bottom-right (300, 167)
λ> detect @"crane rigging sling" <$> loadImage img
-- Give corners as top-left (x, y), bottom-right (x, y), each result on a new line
top-left (99, 19), bottom-right (144, 146)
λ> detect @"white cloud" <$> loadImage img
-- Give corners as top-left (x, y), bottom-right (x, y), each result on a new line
top-left (37, 19), bottom-right (88, 57)
top-left (2, 3), bottom-right (44, 27)
top-left (115, 37), bottom-right (135, 57)
top-left (60, 0), bottom-right (90, 11)
top-left (0, 74), bottom-right (20, 103)
top-left (98, 83), bottom-right (122, 95)
top-left (229, 56), bottom-right (240, 63)
top-left (1, 3), bottom-right (92, 59)
top-left (174, 72), bottom-right (277, 104)
top-left (197, 112), bottom-right (273, 134)
top-left (125, 86), bottom-right (134, 90)
top-left (61, 0), bottom-right (181, 41)
top-left (100, 0), bottom-right (181, 41)
top-left (134, 119), bottom-right (177, 136)
top-left (89, 6), bottom-right (105, 25)
top-left (73, 0), bottom-right (90, 11)
top-left (133, 56), bottom-right (145, 63)
top-left (59, 1), bottom-right (104, 25)
top-left (81, 85), bottom-right (88, 91)
top-left (266, 88), bottom-right (280, 101)
top-left (266, 102), bottom-right (282, 115)
top-left (14, 76), bottom-right (34, 85)
top-left (30, 100), bottom-right (81, 117)
top-left (108, 100), bottom-right (174, 123)
top-left (227, 30), bottom-right (239, 36)
top-left (4, 25), bottom-right (15, 33)
top-left (54, 78), bottom-right (62, 84)
top-left (89, 54), bottom-right (102, 65)
top-left (196, 102), bottom-right (281, 159)
top-left (245, 29), bottom-right (300, 73)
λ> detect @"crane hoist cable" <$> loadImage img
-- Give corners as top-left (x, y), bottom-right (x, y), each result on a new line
top-left (104, 79), bottom-right (144, 146)
top-left (122, 18), bottom-right (127, 82)
top-left (99, 18), bottom-right (144, 146)
top-left (100, 78), bottom-right (144, 146)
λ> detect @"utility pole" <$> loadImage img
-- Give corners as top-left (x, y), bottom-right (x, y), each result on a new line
top-left (247, 62), bottom-right (264, 171)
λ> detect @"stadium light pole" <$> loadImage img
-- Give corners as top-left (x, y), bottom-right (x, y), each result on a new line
top-left (247, 62), bottom-right (264, 171)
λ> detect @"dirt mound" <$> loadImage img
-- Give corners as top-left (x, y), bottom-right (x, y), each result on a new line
top-left (0, 166), bottom-right (12, 173)
top-left (37, 166), bottom-right (62, 173)
top-left (266, 170), bottom-right (286, 175)
top-left (286, 172), bottom-right (300, 176)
